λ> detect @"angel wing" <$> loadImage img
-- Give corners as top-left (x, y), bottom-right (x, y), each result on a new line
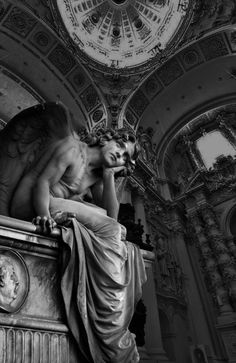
top-left (0, 102), bottom-right (74, 216)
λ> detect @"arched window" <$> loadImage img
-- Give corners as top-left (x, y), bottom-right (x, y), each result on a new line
top-left (196, 130), bottom-right (236, 169)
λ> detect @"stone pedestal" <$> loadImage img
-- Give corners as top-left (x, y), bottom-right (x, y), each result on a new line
top-left (0, 217), bottom-right (78, 363)
top-left (0, 216), bottom-right (158, 362)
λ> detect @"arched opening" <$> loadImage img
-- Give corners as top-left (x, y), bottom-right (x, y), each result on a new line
top-left (196, 130), bottom-right (236, 169)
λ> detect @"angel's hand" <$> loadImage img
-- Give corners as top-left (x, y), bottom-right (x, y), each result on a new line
top-left (52, 211), bottom-right (76, 227)
top-left (103, 165), bottom-right (127, 178)
top-left (32, 216), bottom-right (57, 235)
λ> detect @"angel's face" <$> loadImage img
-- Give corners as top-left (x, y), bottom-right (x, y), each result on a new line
top-left (101, 139), bottom-right (135, 168)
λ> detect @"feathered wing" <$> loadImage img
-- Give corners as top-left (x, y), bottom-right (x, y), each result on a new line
top-left (0, 102), bottom-right (74, 216)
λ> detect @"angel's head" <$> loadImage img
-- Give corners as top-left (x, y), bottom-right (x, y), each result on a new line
top-left (83, 128), bottom-right (140, 175)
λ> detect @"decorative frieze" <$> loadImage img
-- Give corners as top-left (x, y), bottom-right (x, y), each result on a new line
top-left (0, 326), bottom-right (69, 363)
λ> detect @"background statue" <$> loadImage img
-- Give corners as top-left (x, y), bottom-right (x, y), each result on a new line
top-left (0, 102), bottom-right (146, 363)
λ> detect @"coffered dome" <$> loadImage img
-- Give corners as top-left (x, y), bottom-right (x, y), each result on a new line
top-left (52, 0), bottom-right (193, 72)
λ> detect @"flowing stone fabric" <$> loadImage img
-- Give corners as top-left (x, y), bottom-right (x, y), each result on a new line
top-left (50, 198), bottom-right (147, 363)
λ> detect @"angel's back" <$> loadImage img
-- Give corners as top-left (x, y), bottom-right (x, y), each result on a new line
top-left (0, 102), bottom-right (73, 216)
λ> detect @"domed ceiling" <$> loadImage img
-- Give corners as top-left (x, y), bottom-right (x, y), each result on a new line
top-left (52, 0), bottom-right (193, 71)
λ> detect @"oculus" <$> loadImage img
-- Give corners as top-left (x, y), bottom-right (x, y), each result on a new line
top-left (53, 0), bottom-right (193, 70)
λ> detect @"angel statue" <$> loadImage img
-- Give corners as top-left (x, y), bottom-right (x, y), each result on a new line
top-left (0, 102), bottom-right (146, 363)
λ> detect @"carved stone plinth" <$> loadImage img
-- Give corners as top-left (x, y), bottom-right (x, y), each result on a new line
top-left (0, 216), bottom-right (156, 363)
top-left (0, 217), bottom-right (79, 363)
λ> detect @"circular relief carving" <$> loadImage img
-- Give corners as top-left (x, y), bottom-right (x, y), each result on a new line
top-left (183, 50), bottom-right (199, 65)
top-left (125, 109), bottom-right (136, 125)
top-left (209, 39), bottom-right (225, 52)
top-left (92, 109), bottom-right (104, 123)
top-left (145, 79), bottom-right (159, 95)
top-left (12, 13), bottom-right (27, 30)
top-left (0, 248), bottom-right (29, 313)
top-left (33, 31), bottom-right (50, 47)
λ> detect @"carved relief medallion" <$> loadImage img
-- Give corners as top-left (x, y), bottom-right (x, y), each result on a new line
top-left (0, 248), bottom-right (29, 313)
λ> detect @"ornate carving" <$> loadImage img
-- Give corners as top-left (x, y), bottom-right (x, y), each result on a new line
top-left (217, 113), bottom-right (236, 145)
top-left (50, 0), bottom-right (193, 70)
top-left (125, 108), bottom-right (138, 127)
top-left (29, 25), bottom-right (55, 54)
top-left (0, 326), bottom-right (69, 362)
top-left (186, 210), bottom-right (233, 313)
top-left (80, 85), bottom-right (101, 112)
top-left (127, 174), bottom-right (146, 197)
top-left (20, 0), bottom-right (55, 27)
top-left (198, 204), bottom-right (236, 308)
top-left (67, 66), bottom-right (90, 93)
top-left (129, 89), bottom-right (149, 117)
top-left (143, 75), bottom-right (163, 99)
top-left (156, 233), bottom-right (172, 290)
top-left (48, 44), bottom-right (76, 75)
top-left (185, 0), bottom-right (236, 44)
top-left (136, 126), bottom-right (158, 173)
top-left (3, 6), bottom-right (36, 37)
top-left (182, 134), bottom-right (204, 169)
top-left (144, 196), bottom-right (169, 227)
top-left (155, 232), bottom-right (184, 295)
top-left (156, 58), bottom-right (184, 86)
top-left (199, 34), bottom-right (229, 61)
top-left (179, 45), bottom-right (204, 70)
top-left (0, 248), bottom-right (29, 313)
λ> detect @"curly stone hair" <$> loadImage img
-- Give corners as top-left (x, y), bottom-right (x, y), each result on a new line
top-left (81, 128), bottom-right (140, 176)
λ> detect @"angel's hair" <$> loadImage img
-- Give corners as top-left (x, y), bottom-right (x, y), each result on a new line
top-left (81, 128), bottom-right (140, 175)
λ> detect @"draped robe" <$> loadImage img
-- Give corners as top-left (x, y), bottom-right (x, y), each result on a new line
top-left (50, 198), bottom-right (147, 363)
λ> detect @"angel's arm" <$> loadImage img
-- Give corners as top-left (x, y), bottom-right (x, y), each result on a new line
top-left (33, 143), bottom-right (76, 218)
top-left (91, 166), bottom-right (126, 220)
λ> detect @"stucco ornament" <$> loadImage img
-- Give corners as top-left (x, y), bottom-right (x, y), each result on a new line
top-left (0, 249), bottom-right (29, 313)
top-left (52, 0), bottom-right (193, 70)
